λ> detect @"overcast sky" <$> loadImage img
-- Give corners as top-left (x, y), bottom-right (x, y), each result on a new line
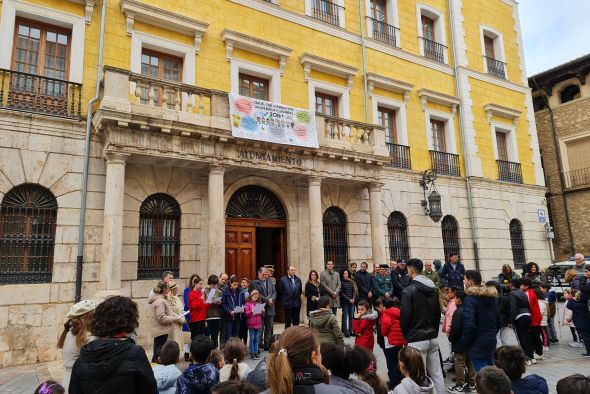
top-left (519, 0), bottom-right (590, 76)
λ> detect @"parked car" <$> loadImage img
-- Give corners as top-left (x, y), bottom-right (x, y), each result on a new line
top-left (543, 261), bottom-right (575, 298)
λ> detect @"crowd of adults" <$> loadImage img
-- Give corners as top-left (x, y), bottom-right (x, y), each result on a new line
top-left (43, 253), bottom-right (590, 394)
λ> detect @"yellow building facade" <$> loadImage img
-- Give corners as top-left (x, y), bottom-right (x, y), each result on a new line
top-left (0, 0), bottom-right (550, 366)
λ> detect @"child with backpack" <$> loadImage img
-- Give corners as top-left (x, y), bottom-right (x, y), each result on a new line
top-left (244, 289), bottom-right (264, 359)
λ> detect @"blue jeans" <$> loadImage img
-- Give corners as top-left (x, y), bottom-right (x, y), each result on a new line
top-left (471, 357), bottom-right (494, 373)
top-left (225, 319), bottom-right (241, 343)
top-left (249, 328), bottom-right (260, 355)
top-left (341, 302), bottom-right (354, 334)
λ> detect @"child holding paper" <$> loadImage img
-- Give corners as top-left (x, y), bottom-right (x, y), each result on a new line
top-left (188, 276), bottom-right (208, 340)
top-left (245, 290), bottom-right (264, 359)
top-left (221, 275), bottom-right (246, 342)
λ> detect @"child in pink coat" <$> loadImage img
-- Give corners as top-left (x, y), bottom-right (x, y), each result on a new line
top-left (244, 290), bottom-right (264, 359)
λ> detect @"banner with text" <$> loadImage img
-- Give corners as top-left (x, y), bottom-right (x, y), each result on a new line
top-left (229, 93), bottom-right (319, 149)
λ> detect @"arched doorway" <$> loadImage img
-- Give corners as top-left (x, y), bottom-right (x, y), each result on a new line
top-left (225, 185), bottom-right (287, 281)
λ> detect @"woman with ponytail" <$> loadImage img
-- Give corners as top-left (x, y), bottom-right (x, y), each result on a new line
top-left (219, 337), bottom-right (252, 382)
top-left (263, 326), bottom-right (352, 394)
top-left (57, 300), bottom-right (96, 393)
top-left (392, 346), bottom-right (435, 394)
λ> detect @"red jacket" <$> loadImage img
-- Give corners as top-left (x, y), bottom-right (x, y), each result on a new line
top-left (352, 316), bottom-right (376, 351)
top-left (381, 307), bottom-right (408, 347)
top-left (527, 289), bottom-right (542, 327)
top-left (188, 290), bottom-right (208, 323)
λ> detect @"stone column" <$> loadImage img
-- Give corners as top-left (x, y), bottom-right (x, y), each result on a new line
top-left (369, 183), bottom-right (385, 265)
top-left (308, 177), bottom-right (324, 272)
top-left (99, 153), bottom-right (128, 294)
top-left (208, 165), bottom-right (225, 275)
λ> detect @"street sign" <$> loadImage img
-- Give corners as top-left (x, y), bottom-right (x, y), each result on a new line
top-left (537, 209), bottom-right (546, 223)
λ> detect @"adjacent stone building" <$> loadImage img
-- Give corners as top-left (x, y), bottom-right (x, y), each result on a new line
top-left (0, 0), bottom-right (549, 366)
top-left (530, 54), bottom-right (590, 261)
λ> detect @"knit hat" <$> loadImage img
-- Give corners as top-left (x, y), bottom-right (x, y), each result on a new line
top-left (66, 300), bottom-right (96, 319)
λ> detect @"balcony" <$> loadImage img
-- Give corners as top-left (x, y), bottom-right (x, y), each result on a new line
top-left (0, 69), bottom-right (82, 120)
top-left (484, 56), bottom-right (506, 79)
top-left (367, 17), bottom-right (399, 47)
top-left (420, 37), bottom-right (446, 63)
top-left (430, 150), bottom-right (460, 177)
top-left (312, 0), bottom-right (344, 27)
top-left (385, 143), bottom-right (411, 169)
top-left (564, 167), bottom-right (590, 190)
top-left (317, 113), bottom-right (389, 157)
top-left (497, 160), bottom-right (523, 184)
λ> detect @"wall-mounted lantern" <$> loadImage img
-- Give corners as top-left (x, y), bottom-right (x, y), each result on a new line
top-left (420, 169), bottom-right (443, 222)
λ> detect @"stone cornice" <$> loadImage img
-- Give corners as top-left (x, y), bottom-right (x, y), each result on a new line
top-left (120, 0), bottom-right (209, 52)
top-left (366, 72), bottom-right (413, 102)
top-left (300, 53), bottom-right (358, 90)
top-left (417, 88), bottom-right (460, 112)
top-left (483, 103), bottom-right (521, 125)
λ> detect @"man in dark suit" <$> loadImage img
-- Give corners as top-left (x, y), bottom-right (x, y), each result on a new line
top-left (278, 265), bottom-right (303, 328)
top-left (252, 266), bottom-right (277, 350)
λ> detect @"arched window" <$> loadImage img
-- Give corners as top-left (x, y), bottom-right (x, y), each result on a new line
top-left (387, 212), bottom-right (410, 261)
top-left (509, 219), bottom-right (526, 268)
top-left (560, 84), bottom-right (581, 104)
top-left (226, 185), bottom-right (286, 220)
top-left (441, 215), bottom-right (460, 263)
top-left (323, 207), bottom-right (348, 272)
top-left (0, 184), bottom-right (57, 284)
top-left (138, 193), bottom-right (181, 279)
top-left (533, 96), bottom-right (548, 112)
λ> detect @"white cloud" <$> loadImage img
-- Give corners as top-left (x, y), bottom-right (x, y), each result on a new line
top-left (519, 0), bottom-right (590, 75)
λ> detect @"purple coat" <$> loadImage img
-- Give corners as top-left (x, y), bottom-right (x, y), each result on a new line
top-left (245, 301), bottom-right (263, 329)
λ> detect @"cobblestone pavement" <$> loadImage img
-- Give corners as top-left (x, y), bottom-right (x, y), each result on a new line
top-left (1, 322), bottom-right (588, 394)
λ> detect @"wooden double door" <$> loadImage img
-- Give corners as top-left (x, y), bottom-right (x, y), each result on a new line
top-left (225, 218), bottom-right (287, 282)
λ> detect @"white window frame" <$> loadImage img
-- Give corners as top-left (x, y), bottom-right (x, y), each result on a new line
top-left (130, 31), bottom-right (196, 109)
top-left (424, 108), bottom-right (457, 154)
top-left (371, 95), bottom-right (408, 146)
top-left (0, 0), bottom-right (86, 84)
top-left (305, 0), bottom-right (346, 29)
top-left (491, 122), bottom-right (519, 163)
top-left (480, 25), bottom-right (507, 75)
top-left (230, 58), bottom-right (281, 103)
top-left (559, 130), bottom-right (590, 173)
top-left (416, 3), bottom-right (448, 64)
top-left (308, 79), bottom-right (350, 118)
top-left (364, 0), bottom-right (401, 46)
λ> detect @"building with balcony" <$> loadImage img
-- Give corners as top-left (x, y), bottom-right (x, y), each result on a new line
top-left (0, 0), bottom-right (548, 366)
top-left (530, 54), bottom-right (590, 261)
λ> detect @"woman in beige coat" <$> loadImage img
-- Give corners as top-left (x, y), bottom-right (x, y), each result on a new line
top-left (148, 281), bottom-right (180, 362)
top-left (167, 282), bottom-right (186, 354)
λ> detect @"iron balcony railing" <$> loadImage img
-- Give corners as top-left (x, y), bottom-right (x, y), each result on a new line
top-left (386, 143), bottom-right (411, 169)
top-left (367, 17), bottom-right (399, 47)
top-left (484, 56), bottom-right (507, 79)
top-left (497, 160), bottom-right (523, 184)
top-left (312, 0), bottom-right (344, 26)
top-left (0, 69), bottom-right (82, 120)
top-left (430, 150), bottom-right (460, 177)
top-left (564, 167), bottom-right (590, 190)
top-left (420, 37), bottom-right (447, 63)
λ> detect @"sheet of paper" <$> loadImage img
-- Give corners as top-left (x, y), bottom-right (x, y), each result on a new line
top-left (233, 306), bottom-right (245, 313)
top-left (253, 303), bottom-right (266, 315)
top-left (205, 290), bottom-right (216, 304)
top-left (178, 310), bottom-right (190, 319)
top-left (214, 296), bottom-right (222, 303)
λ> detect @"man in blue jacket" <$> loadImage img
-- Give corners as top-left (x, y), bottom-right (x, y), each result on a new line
top-left (278, 265), bottom-right (303, 329)
top-left (460, 270), bottom-right (501, 372)
top-left (441, 254), bottom-right (465, 289)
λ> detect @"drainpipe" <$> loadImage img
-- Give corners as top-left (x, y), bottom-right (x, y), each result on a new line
top-left (358, 0), bottom-right (370, 124)
top-left (448, 0), bottom-right (480, 270)
top-left (531, 77), bottom-right (575, 255)
top-left (75, 0), bottom-right (107, 302)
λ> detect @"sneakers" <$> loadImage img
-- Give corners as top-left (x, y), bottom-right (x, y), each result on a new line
top-left (526, 360), bottom-right (533, 366)
top-left (464, 383), bottom-right (477, 393)
top-left (581, 353), bottom-right (590, 358)
top-left (531, 358), bottom-right (537, 364)
top-left (569, 341), bottom-right (583, 348)
top-left (534, 354), bottom-right (544, 360)
top-left (543, 346), bottom-right (549, 351)
top-left (447, 384), bottom-right (466, 393)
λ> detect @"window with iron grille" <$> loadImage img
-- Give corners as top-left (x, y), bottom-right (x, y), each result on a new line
top-left (0, 184), bottom-right (57, 284)
top-left (509, 219), bottom-right (526, 268)
top-left (226, 185), bottom-right (286, 220)
top-left (387, 211), bottom-right (410, 261)
top-left (441, 215), bottom-right (460, 263)
top-left (323, 206), bottom-right (348, 272)
top-left (138, 193), bottom-right (181, 279)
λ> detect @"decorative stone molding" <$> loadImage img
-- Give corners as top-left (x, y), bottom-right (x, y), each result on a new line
top-left (366, 72), bottom-right (413, 103)
top-left (483, 103), bottom-right (521, 125)
top-left (299, 53), bottom-right (358, 90)
top-left (120, 0), bottom-right (209, 53)
top-left (221, 29), bottom-right (292, 75)
top-left (417, 88), bottom-right (460, 113)
top-left (67, 0), bottom-right (96, 24)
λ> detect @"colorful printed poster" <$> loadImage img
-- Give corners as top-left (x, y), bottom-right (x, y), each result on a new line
top-left (229, 93), bottom-right (319, 149)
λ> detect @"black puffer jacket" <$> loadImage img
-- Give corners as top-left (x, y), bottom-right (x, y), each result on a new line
top-left (400, 275), bottom-right (441, 343)
top-left (69, 338), bottom-right (157, 394)
top-left (508, 289), bottom-right (530, 323)
top-left (354, 270), bottom-right (372, 300)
